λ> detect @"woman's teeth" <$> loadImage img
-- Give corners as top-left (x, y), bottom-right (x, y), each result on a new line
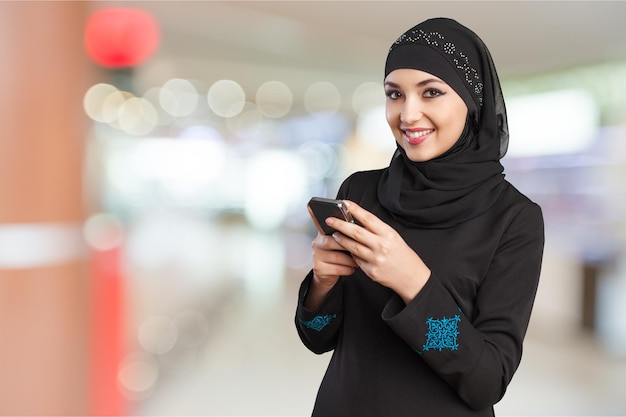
top-left (405, 129), bottom-right (433, 139)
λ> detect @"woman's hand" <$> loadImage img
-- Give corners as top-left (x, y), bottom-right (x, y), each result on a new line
top-left (326, 200), bottom-right (431, 305)
top-left (305, 232), bottom-right (358, 310)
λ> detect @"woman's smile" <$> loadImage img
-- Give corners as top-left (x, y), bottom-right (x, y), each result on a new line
top-left (403, 128), bottom-right (434, 145)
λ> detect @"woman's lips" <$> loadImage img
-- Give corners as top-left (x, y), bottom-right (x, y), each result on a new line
top-left (403, 128), bottom-right (433, 145)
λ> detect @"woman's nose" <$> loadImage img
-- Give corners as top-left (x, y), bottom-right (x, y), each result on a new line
top-left (400, 99), bottom-right (423, 125)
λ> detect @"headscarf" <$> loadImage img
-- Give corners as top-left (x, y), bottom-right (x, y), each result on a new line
top-left (377, 17), bottom-right (509, 228)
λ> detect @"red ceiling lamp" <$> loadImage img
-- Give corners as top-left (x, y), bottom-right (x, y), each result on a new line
top-left (84, 8), bottom-right (160, 69)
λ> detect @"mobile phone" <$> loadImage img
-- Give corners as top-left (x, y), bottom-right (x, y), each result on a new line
top-left (307, 197), bottom-right (357, 235)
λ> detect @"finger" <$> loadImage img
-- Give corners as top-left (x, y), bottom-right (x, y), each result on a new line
top-left (314, 251), bottom-right (357, 276)
top-left (314, 263), bottom-right (355, 279)
top-left (331, 231), bottom-right (372, 261)
top-left (342, 200), bottom-right (387, 234)
top-left (333, 250), bottom-right (358, 268)
top-left (326, 215), bottom-right (375, 251)
top-left (313, 233), bottom-right (346, 252)
top-left (315, 242), bottom-right (356, 264)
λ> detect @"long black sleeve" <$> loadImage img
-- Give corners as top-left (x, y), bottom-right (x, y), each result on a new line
top-left (295, 272), bottom-right (344, 354)
top-left (382, 202), bottom-right (544, 409)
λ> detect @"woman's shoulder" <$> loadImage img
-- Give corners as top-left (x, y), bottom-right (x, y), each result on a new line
top-left (498, 180), bottom-right (544, 224)
top-left (344, 168), bottom-right (386, 183)
top-left (336, 168), bottom-right (386, 199)
top-left (501, 180), bottom-right (539, 206)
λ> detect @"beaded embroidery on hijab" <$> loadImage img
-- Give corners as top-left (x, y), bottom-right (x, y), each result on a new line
top-left (377, 17), bottom-right (509, 228)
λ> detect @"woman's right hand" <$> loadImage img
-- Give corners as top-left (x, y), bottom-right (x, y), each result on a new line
top-left (305, 233), bottom-right (358, 310)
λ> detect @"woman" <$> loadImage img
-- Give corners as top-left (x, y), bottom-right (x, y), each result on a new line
top-left (295, 17), bottom-right (544, 416)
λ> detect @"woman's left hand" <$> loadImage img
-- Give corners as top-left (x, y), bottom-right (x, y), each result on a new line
top-left (326, 200), bottom-right (431, 304)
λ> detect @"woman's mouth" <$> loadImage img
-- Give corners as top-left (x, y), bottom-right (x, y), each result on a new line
top-left (404, 129), bottom-right (434, 145)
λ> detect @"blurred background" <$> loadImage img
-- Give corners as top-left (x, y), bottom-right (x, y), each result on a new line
top-left (1, 1), bottom-right (626, 416)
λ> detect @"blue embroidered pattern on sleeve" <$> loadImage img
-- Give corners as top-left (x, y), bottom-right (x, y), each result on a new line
top-left (300, 314), bottom-right (337, 331)
top-left (422, 315), bottom-right (461, 352)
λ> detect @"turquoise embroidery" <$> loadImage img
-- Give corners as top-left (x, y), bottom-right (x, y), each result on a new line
top-left (423, 315), bottom-right (460, 352)
top-left (300, 314), bottom-right (337, 331)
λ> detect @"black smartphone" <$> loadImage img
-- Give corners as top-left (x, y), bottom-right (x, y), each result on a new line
top-left (307, 197), bottom-right (357, 235)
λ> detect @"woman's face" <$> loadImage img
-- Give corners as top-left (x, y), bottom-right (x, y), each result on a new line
top-left (384, 68), bottom-right (468, 162)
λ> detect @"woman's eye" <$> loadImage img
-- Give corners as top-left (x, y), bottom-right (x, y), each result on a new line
top-left (386, 90), bottom-right (402, 100)
top-left (424, 88), bottom-right (444, 98)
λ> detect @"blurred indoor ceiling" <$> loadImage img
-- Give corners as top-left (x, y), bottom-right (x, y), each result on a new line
top-left (93, 1), bottom-right (626, 114)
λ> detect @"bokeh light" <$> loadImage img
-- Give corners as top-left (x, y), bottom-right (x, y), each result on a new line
top-left (207, 79), bottom-right (246, 118)
top-left (118, 96), bottom-right (158, 136)
top-left (159, 78), bottom-right (199, 118)
top-left (138, 316), bottom-right (178, 355)
top-left (103, 90), bottom-right (134, 128)
top-left (84, 8), bottom-right (160, 68)
top-left (118, 352), bottom-right (159, 400)
top-left (255, 81), bottom-right (293, 118)
top-left (83, 212), bottom-right (124, 251)
top-left (304, 81), bottom-right (341, 115)
top-left (84, 83), bottom-right (120, 123)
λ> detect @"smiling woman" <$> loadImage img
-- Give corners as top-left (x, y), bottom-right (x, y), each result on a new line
top-left (295, 17), bottom-right (544, 417)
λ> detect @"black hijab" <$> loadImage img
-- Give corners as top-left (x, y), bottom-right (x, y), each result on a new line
top-left (377, 17), bottom-right (509, 228)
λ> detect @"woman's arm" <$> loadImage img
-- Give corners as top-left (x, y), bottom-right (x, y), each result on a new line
top-left (295, 271), bottom-right (345, 354)
top-left (382, 202), bottom-right (544, 410)
top-left (295, 180), bottom-right (358, 354)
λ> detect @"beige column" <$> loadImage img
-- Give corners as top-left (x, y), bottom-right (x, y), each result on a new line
top-left (0, 2), bottom-right (92, 414)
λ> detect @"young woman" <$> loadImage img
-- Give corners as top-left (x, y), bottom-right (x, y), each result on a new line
top-left (295, 17), bottom-right (545, 416)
